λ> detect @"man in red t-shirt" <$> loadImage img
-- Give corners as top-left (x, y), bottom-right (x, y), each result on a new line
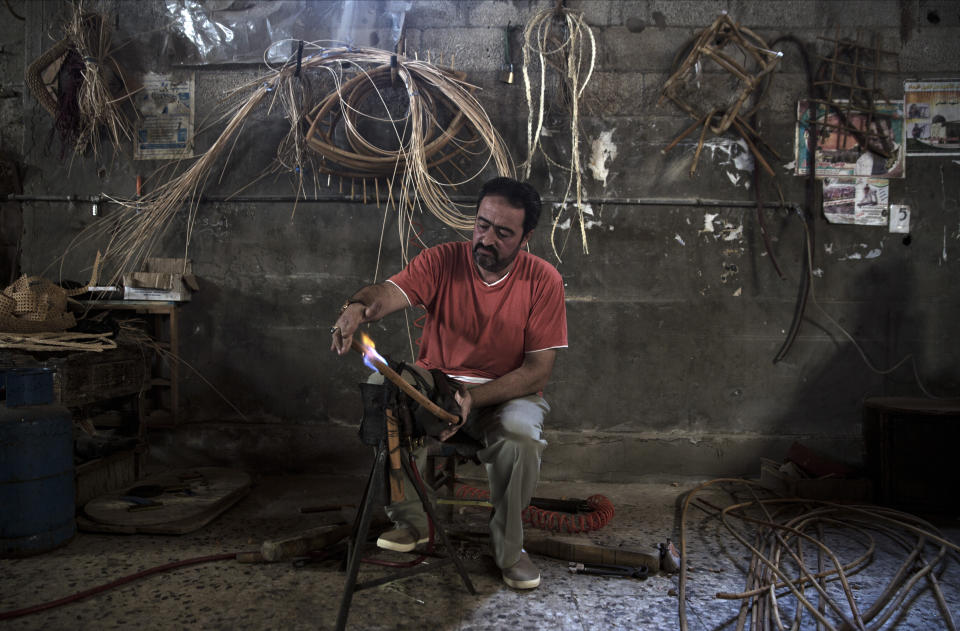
top-left (332, 177), bottom-right (567, 589)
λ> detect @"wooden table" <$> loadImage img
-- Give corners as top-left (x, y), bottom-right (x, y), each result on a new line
top-left (81, 300), bottom-right (181, 427)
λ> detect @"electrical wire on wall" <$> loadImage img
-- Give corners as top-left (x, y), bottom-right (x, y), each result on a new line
top-left (795, 216), bottom-right (951, 399)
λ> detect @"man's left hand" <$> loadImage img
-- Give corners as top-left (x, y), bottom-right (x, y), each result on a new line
top-left (438, 387), bottom-right (471, 442)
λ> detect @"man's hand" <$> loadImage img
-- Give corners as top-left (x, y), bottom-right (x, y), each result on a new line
top-left (330, 283), bottom-right (412, 356)
top-left (438, 386), bottom-right (471, 442)
top-left (330, 302), bottom-right (367, 355)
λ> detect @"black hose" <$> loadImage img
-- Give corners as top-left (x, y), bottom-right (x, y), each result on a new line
top-left (4, 0), bottom-right (24, 21)
top-left (769, 35), bottom-right (817, 364)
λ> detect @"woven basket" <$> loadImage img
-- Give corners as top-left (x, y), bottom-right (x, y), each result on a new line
top-left (0, 275), bottom-right (83, 333)
top-left (0, 311), bottom-right (76, 333)
top-left (26, 37), bottom-right (69, 117)
top-left (11, 289), bottom-right (40, 315)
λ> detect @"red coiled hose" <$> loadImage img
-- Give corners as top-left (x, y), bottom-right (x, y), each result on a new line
top-left (454, 484), bottom-right (615, 533)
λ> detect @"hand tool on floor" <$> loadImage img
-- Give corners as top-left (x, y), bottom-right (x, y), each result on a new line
top-left (261, 523), bottom-right (353, 562)
top-left (524, 537), bottom-right (661, 575)
top-left (569, 562), bottom-right (649, 580)
top-left (237, 523), bottom-right (353, 563)
top-left (659, 538), bottom-right (681, 573)
top-left (237, 507), bottom-right (387, 563)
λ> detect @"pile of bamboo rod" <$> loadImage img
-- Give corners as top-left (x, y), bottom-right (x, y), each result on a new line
top-left (677, 479), bottom-right (959, 631)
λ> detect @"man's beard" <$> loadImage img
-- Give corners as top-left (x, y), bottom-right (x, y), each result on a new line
top-left (473, 243), bottom-right (516, 273)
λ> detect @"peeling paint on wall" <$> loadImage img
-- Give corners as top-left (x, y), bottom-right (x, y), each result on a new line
top-left (721, 223), bottom-right (743, 241)
top-left (701, 212), bottom-right (718, 233)
top-left (720, 261), bottom-right (739, 283)
top-left (698, 212), bottom-right (743, 243)
top-left (553, 203), bottom-right (607, 231)
top-left (835, 242), bottom-right (883, 261)
top-left (589, 129), bottom-right (618, 186)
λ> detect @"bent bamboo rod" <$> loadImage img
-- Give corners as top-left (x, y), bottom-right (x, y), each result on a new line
top-left (350, 337), bottom-right (459, 425)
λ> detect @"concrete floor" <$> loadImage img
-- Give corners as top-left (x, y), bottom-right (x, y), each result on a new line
top-left (2, 471), bottom-right (959, 630)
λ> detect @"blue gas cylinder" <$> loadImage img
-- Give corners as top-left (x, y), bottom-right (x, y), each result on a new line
top-left (0, 404), bottom-right (76, 557)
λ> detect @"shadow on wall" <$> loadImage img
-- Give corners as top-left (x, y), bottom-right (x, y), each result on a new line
top-left (767, 258), bottom-right (922, 468)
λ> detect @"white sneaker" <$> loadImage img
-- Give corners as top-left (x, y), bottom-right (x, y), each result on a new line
top-left (501, 551), bottom-right (541, 589)
top-left (376, 527), bottom-right (429, 552)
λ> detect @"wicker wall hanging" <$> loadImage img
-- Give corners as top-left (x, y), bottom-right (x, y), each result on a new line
top-left (659, 13), bottom-right (782, 177)
top-left (25, 3), bottom-right (136, 161)
top-left (810, 31), bottom-right (901, 160)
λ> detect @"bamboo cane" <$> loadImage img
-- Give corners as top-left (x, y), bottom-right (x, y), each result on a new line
top-left (350, 338), bottom-right (459, 424)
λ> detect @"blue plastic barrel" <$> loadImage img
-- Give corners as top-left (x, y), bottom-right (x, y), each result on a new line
top-left (5, 367), bottom-right (55, 407)
top-left (0, 404), bottom-right (76, 557)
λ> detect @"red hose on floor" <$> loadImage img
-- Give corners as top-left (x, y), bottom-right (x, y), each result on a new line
top-left (0, 552), bottom-right (236, 621)
top-left (454, 484), bottom-right (615, 533)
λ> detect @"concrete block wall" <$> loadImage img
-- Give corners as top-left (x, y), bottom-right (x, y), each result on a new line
top-left (3, 0), bottom-right (959, 481)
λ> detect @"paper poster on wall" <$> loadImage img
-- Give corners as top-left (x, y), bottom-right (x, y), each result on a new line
top-left (905, 80), bottom-right (960, 156)
top-left (794, 100), bottom-right (905, 178)
top-left (822, 177), bottom-right (889, 226)
top-left (134, 73), bottom-right (195, 160)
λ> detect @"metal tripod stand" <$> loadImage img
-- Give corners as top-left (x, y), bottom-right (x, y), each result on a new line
top-left (335, 406), bottom-right (476, 631)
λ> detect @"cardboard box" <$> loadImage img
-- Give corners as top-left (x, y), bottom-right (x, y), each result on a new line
top-left (759, 458), bottom-right (872, 503)
top-left (123, 258), bottom-right (198, 302)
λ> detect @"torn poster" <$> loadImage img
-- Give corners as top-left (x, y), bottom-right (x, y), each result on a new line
top-left (134, 73), bottom-right (196, 160)
top-left (905, 80), bottom-right (960, 156)
top-left (822, 177), bottom-right (889, 226)
top-left (794, 100), bottom-right (905, 178)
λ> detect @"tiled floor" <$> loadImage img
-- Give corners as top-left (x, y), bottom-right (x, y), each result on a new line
top-left (2, 472), bottom-right (959, 630)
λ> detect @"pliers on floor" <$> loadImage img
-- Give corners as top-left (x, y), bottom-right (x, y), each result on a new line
top-left (568, 562), bottom-right (649, 580)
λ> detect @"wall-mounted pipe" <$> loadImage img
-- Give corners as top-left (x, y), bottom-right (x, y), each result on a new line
top-left (5, 193), bottom-right (798, 211)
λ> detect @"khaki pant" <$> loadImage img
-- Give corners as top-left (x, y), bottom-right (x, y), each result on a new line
top-left (370, 368), bottom-right (549, 569)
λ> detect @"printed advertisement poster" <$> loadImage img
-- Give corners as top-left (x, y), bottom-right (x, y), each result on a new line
top-left (134, 73), bottom-right (195, 160)
top-left (905, 80), bottom-right (960, 156)
top-left (794, 100), bottom-right (905, 178)
top-left (822, 177), bottom-right (889, 226)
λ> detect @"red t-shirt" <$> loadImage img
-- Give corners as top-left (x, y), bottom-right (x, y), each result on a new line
top-left (388, 242), bottom-right (567, 381)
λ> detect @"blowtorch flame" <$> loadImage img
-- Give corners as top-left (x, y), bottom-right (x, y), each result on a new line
top-left (359, 332), bottom-right (387, 372)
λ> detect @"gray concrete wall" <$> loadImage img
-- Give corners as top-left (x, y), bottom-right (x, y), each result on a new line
top-left (4, 0), bottom-right (959, 481)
